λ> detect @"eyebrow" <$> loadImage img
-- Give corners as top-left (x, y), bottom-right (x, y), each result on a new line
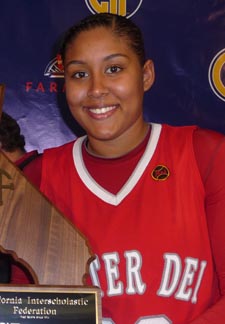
top-left (65, 53), bottom-right (129, 68)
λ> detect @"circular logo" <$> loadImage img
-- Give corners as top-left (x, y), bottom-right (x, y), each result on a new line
top-left (151, 165), bottom-right (170, 181)
top-left (85, 0), bottom-right (143, 18)
top-left (208, 48), bottom-right (225, 102)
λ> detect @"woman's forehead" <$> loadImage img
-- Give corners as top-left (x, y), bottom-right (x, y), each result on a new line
top-left (66, 27), bottom-right (130, 54)
top-left (73, 26), bottom-right (119, 42)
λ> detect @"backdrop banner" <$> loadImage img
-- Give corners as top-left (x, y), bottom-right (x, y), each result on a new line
top-left (1, 0), bottom-right (225, 152)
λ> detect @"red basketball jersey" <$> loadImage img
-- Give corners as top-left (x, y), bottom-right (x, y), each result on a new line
top-left (41, 124), bottom-right (218, 324)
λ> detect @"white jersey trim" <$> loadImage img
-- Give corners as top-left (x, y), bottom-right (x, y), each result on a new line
top-left (73, 123), bottom-right (162, 206)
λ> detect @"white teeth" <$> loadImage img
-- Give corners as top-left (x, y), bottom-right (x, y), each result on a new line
top-left (89, 106), bottom-right (115, 114)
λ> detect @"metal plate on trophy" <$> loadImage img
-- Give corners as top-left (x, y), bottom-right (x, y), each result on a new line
top-left (0, 285), bottom-right (101, 323)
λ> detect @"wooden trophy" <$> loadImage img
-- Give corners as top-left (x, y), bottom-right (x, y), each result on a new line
top-left (0, 84), bottom-right (102, 323)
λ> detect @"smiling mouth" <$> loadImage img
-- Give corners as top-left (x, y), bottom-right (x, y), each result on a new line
top-left (88, 105), bottom-right (117, 114)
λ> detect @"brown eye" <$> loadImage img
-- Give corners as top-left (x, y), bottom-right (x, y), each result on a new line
top-left (73, 71), bottom-right (88, 79)
top-left (106, 65), bottom-right (122, 74)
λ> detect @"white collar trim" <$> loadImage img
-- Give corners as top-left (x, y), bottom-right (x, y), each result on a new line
top-left (73, 123), bottom-right (162, 206)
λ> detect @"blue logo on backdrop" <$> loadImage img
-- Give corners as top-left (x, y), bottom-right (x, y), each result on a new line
top-left (208, 48), bottom-right (225, 102)
top-left (85, 0), bottom-right (143, 18)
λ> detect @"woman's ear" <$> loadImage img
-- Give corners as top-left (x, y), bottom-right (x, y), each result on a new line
top-left (143, 59), bottom-right (155, 92)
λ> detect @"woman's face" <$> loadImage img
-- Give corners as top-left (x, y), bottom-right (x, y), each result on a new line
top-left (64, 27), bottom-right (154, 145)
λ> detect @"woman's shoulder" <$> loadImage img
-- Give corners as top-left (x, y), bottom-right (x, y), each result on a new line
top-left (193, 127), bottom-right (225, 183)
top-left (193, 127), bottom-right (225, 157)
top-left (44, 140), bottom-right (76, 154)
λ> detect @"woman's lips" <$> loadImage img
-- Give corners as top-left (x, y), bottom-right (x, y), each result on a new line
top-left (84, 105), bottom-right (118, 119)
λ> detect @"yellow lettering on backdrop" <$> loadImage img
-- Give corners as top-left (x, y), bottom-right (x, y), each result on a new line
top-left (212, 52), bottom-right (225, 97)
top-left (89, 0), bottom-right (127, 15)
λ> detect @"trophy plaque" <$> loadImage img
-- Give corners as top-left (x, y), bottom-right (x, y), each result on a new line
top-left (0, 84), bottom-right (102, 323)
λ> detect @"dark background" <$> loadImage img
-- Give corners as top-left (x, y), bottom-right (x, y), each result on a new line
top-left (1, 0), bottom-right (224, 152)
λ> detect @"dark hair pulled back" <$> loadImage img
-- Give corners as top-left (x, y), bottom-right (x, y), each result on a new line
top-left (60, 13), bottom-right (146, 66)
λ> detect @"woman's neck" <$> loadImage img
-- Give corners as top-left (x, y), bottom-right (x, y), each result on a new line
top-left (86, 122), bottom-right (150, 158)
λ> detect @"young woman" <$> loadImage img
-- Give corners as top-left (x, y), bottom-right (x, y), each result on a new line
top-left (40, 13), bottom-right (225, 323)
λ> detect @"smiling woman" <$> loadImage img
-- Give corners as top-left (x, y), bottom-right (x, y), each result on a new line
top-left (62, 19), bottom-right (154, 157)
top-left (39, 13), bottom-right (225, 324)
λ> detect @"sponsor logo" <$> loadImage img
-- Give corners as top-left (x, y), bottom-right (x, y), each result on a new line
top-left (208, 48), bottom-right (225, 102)
top-left (25, 54), bottom-right (65, 93)
top-left (85, 0), bottom-right (143, 18)
top-left (151, 165), bottom-right (170, 181)
top-left (25, 81), bottom-right (65, 93)
top-left (44, 54), bottom-right (64, 79)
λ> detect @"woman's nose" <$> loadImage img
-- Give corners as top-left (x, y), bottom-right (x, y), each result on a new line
top-left (87, 74), bottom-right (108, 98)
